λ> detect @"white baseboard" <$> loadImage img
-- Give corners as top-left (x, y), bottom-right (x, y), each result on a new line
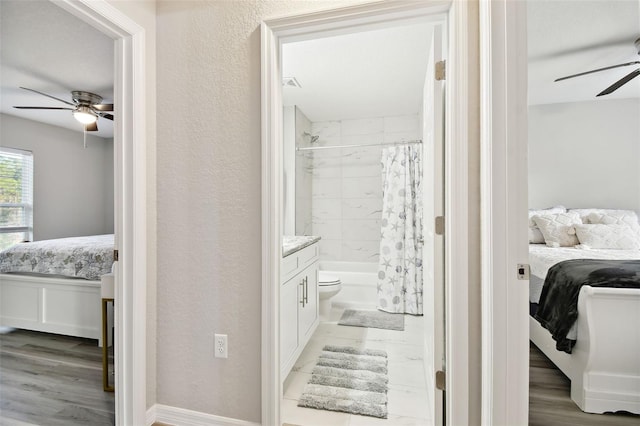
top-left (146, 404), bottom-right (157, 426)
top-left (146, 404), bottom-right (261, 426)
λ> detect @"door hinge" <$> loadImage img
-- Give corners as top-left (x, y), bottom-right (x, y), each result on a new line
top-left (435, 216), bottom-right (445, 235)
top-left (113, 249), bottom-right (119, 262)
top-left (517, 263), bottom-right (530, 280)
top-left (435, 370), bottom-right (446, 391)
top-left (435, 60), bottom-right (446, 81)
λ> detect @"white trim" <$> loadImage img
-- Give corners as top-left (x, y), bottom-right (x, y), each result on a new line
top-left (445, 2), bottom-right (470, 424)
top-left (479, 1), bottom-right (529, 425)
top-left (146, 404), bottom-right (157, 426)
top-left (51, 2), bottom-right (147, 425)
top-left (260, 19), bottom-right (282, 426)
top-left (261, 2), bottom-right (472, 425)
top-left (149, 404), bottom-right (261, 426)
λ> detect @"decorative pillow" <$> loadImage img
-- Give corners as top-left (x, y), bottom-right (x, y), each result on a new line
top-left (569, 208), bottom-right (637, 225)
top-left (532, 211), bottom-right (581, 247)
top-left (585, 210), bottom-right (639, 228)
top-left (575, 224), bottom-right (640, 250)
top-left (528, 206), bottom-right (566, 243)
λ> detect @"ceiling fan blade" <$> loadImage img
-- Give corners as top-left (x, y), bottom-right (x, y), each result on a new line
top-left (85, 122), bottom-right (98, 132)
top-left (13, 106), bottom-right (74, 110)
top-left (92, 103), bottom-right (113, 111)
top-left (555, 61), bottom-right (640, 82)
top-left (19, 86), bottom-right (75, 106)
top-left (596, 68), bottom-right (640, 97)
top-left (97, 112), bottom-right (114, 121)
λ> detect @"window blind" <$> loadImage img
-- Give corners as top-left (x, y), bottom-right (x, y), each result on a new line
top-left (0, 147), bottom-right (33, 250)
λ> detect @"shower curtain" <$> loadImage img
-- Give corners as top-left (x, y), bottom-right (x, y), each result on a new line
top-left (377, 145), bottom-right (423, 315)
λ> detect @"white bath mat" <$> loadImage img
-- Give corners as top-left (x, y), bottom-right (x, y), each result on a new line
top-left (337, 309), bottom-right (405, 331)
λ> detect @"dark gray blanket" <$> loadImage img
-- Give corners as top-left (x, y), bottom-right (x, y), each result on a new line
top-left (535, 259), bottom-right (640, 353)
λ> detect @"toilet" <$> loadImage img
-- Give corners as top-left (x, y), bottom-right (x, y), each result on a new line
top-left (318, 271), bottom-right (342, 321)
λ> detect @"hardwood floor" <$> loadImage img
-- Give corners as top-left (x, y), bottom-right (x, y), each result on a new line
top-left (530, 342), bottom-right (640, 426)
top-left (8, 331), bottom-right (634, 426)
top-left (0, 329), bottom-right (114, 425)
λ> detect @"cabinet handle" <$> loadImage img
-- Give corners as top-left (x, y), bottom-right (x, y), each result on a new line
top-left (299, 280), bottom-right (305, 307)
top-left (304, 276), bottom-right (308, 304)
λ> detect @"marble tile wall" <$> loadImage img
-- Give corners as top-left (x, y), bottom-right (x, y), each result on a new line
top-left (308, 114), bottom-right (419, 263)
top-left (295, 107), bottom-right (313, 235)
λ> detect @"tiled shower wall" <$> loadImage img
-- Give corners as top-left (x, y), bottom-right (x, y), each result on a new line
top-left (294, 107), bottom-right (313, 235)
top-left (305, 114), bottom-right (419, 263)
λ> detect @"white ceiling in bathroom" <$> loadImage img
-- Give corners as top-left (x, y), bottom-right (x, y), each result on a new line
top-left (282, 23), bottom-right (434, 122)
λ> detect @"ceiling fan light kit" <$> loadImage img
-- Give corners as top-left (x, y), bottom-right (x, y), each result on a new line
top-left (13, 86), bottom-right (113, 131)
top-left (72, 105), bottom-right (98, 124)
top-left (555, 37), bottom-right (640, 97)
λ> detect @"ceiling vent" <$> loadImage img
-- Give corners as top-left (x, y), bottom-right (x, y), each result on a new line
top-left (282, 77), bottom-right (302, 88)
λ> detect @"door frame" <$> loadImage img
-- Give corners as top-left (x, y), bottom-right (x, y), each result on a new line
top-left (422, 22), bottom-right (446, 426)
top-left (53, 1), bottom-right (147, 425)
top-left (261, 1), bottom-right (472, 424)
top-left (479, 1), bottom-right (529, 425)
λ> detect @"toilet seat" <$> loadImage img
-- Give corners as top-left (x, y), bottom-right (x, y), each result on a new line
top-left (318, 272), bottom-right (340, 287)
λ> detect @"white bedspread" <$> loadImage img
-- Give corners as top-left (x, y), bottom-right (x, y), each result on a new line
top-left (529, 244), bottom-right (640, 341)
top-left (529, 244), bottom-right (640, 280)
top-left (0, 234), bottom-right (114, 280)
top-left (529, 244), bottom-right (640, 303)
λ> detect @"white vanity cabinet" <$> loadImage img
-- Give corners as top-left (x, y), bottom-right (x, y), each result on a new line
top-left (280, 241), bottom-right (319, 381)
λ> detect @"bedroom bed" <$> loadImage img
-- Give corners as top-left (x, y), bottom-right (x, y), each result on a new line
top-left (0, 234), bottom-right (115, 345)
top-left (528, 207), bottom-right (640, 415)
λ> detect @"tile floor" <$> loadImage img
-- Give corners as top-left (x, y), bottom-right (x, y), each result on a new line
top-left (282, 307), bottom-right (432, 426)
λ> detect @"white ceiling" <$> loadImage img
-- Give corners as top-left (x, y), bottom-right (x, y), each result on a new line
top-left (282, 0), bottom-right (640, 119)
top-left (282, 23), bottom-right (433, 122)
top-left (0, 0), bottom-right (114, 138)
top-left (528, 0), bottom-right (640, 105)
top-left (2, 1), bottom-right (636, 136)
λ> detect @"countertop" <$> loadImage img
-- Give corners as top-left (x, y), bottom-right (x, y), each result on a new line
top-left (283, 235), bottom-right (321, 257)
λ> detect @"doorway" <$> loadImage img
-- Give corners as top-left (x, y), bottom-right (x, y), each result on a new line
top-left (279, 20), bottom-right (443, 425)
top-left (261, 2), bottom-right (473, 425)
top-left (52, 1), bottom-right (148, 424)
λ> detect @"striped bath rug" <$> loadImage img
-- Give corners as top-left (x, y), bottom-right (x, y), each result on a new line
top-left (297, 345), bottom-right (388, 418)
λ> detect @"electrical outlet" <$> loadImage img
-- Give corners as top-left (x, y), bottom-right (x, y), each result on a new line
top-left (214, 334), bottom-right (228, 358)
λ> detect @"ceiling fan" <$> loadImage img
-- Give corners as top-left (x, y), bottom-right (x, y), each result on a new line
top-left (13, 86), bottom-right (113, 131)
top-left (555, 37), bottom-right (640, 97)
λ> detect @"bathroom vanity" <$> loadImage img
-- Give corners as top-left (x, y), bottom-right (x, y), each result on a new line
top-left (281, 236), bottom-right (320, 381)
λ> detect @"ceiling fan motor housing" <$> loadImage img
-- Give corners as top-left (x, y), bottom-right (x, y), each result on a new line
top-left (72, 90), bottom-right (103, 106)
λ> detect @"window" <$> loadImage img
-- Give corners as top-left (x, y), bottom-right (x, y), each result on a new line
top-left (0, 147), bottom-right (33, 250)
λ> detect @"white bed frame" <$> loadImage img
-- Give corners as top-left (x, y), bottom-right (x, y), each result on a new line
top-left (530, 285), bottom-right (640, 414)
top-left (0, 273), bottom-right (109, 346)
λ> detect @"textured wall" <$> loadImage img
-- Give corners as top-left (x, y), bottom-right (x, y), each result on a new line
top-left (0, 114), bottom-right (113, 240)
top-left (155, 0), bottom-right (367, 421)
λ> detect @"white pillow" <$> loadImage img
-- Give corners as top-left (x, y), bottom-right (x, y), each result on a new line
top-left (528, 206), bottom-right (566, 244)
top-left (575, 224), bottom-right (640, 250)
top-left (585, 210), bottom-right (639, 228)
top-left (569, 208), bottom-right (637, 224)
top-left (532, 211), bottom-right (581, 247)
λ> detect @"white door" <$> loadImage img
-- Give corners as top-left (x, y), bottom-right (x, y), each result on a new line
top-left (422, 24), bottom-right (445, 426)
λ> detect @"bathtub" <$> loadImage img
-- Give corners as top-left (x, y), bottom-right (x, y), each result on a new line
top-left (319, 261), bottom-right (378, 309)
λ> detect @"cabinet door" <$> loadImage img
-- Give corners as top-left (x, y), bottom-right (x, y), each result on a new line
top-left (298, 262), bottom-right (318, 343)
top-left (280, 276), bottom-right (299, 370)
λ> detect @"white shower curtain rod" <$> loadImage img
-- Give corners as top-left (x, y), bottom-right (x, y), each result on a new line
top-left (295, 139), bottom-right (422, 152)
